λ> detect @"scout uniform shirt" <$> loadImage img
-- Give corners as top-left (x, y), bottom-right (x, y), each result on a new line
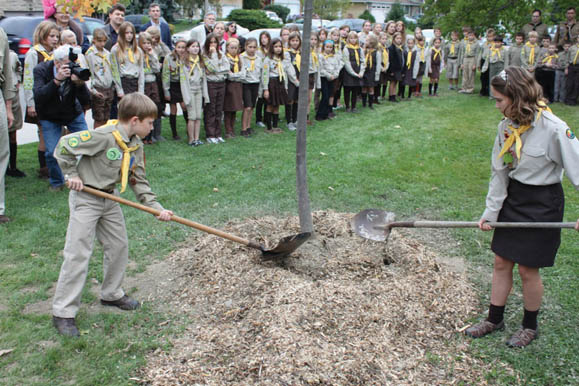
top-left (0, 28), bottom-right (16, 101)
top-left (262, 55), bottom-right (296, 90)
top-left (162, 54), bottom-right (181, 99)
top-left (179, 56), bottom-right (209, 106)
top-left (482, 111), bottom-right (579, 222)
top-left (110, 45), bottom-right (145, 95)
top-left (152, 42), bottom-right (171, 62)
top-left (54, 123), bottom-right (164, 211)
top-left (319, 51), bottom-right (343, 80)
top-left (444, 40), bottom-right (460, 61)
top-left (204, 51), bottom-right (230, 82)
top-left (568, 43), bottom-right (579, 68)
top-left (143, 51), bottom-right (161, 83)
top-left (458, 39), bottom-right (480, 67)
top-left (23, 44), bottom-right (52, 109)
top-left (226, 53), bottom-right (246, 82)
top-left (85, 46), bottom-right (114, 91)
top-left (507, 43), bottom-right (524, 67)
top-left (521, 41), bottom-right (540, 70)
top-left (241, 52), bottom-right (263, 85)
top-left (481, 46), bottom-right (509, 72)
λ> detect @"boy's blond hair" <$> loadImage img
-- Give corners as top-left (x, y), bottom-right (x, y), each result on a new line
top-left (118, 93), bottom-right (158, 122)
top-left (60, 30), bottom-right (77, 45)
top-left (146, 26), bottom-right (161, 40)
top-left (528, 31), bottom-right (538, 39)
top-left (92, 28), bottom-right (108, 42)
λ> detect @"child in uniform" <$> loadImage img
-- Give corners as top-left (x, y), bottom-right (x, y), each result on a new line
top-left (162, 39), bottom-right (187, 140)
top-left (24, 21), bottom-right (59, 179)
top-left (401, 37), bottom-right (417, 100)
top-left (481, 36), bottom-right (509, 99)
top-left (536, 43), bottom-right (559, 103)
top-left (479, 28), bottom-right (495, 97)
top-left (426, 37), bottom-right (444, 96)
top-left (342, 31), bottom-right (365, 112)
top-left (262, 38), bottom-right (292, 133)
top-left (240, 38), bottom-right (262, 136)
top-left (361, 34), bottom-right (381, 109)
top-left (6, 49), bottom-right (25, 177)
top-left (51, 93), bottom-right (173, 337)
top-left (138, 32), bottom-right (162, 144)
top-left (412, 36), bottom-right (427, 97)
top-left (554, 43), bottom-right (570, 103)
top-left (255, 31), bottom-right (271, 129)
top-left (328, 28), bottom-right (343, 112)
top-left (180, 39), bottom-right (209, 146)
top-left (521, 31), bottom-right (540, 74)
top-left (203, 33), bottom-right (230, 143)
top-left (508, 33), bottom-right (525, 68)
top-left (564, 36), bottom-right (579, 106)
top-left (458, 30), bottom-right (480, 94)
top-left (376, 32), bottom-right (390, 102)
top-left (444, 31), bottom-right (460, 90)
top-left (111, 22), bottom-right (145, 99)
top-left (147, 26), bottom-right (171, 124)
top-left (316, 39), bottom-right (341, 120)
top-left (307, 32), bottom-right (321, 124)
top-left (85, 28), bottom-right (114, 129)
top-left (386, 32), bottom-right (404, 102)
top-left (224, 38), bottom-right (246, 138)
top-left (286, 32), bottom-right (303, 130)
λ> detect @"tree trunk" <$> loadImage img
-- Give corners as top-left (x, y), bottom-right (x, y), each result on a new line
top-left (296, 0), bottom-right (314, 233)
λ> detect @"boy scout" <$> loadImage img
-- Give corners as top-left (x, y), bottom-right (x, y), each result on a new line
top-left (458, 30), bottom-right (480, 94)
top-left (52, 93), bottom-right (173, 337)
top-left (444, 31), bottom-right (460, 90)
top-left (482, 36), bottom-right (509, 99)
top-left (521, 31), bottom-right (540, 73)
top-left (508, 33), bottom-right (525, 68)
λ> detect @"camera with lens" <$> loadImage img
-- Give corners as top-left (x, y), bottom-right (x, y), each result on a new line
top-left (67, 47), bottom-right (91, 81)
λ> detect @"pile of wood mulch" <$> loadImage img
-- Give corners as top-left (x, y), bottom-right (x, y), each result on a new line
top-left (140, 211), bottom-right (509, 385)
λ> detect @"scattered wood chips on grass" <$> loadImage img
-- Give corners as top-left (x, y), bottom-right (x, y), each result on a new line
top-left (141, 211), bottom-right (500, 385)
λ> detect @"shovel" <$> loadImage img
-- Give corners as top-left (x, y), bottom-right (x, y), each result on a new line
top-left (82, 187), bottom-right (311, 260)
top-left (351, 209), bottom-right (576, 243)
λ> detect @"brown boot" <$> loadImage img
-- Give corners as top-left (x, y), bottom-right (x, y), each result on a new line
top-left (506, 327), bottom-right (538, 348)
top-left (53, 316), bottom-right (80, 337)
top-left (465, 320), bottom-right (504, 338)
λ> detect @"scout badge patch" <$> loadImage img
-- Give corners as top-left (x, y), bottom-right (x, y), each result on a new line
top-left (79, 131), bottom-right (92, 142)
top-left (106, 148), bottom-right (122, 161)
top-left (68, 136), bottom-right (80, 148)
top-left (566, 129), bottom-right (576, 140)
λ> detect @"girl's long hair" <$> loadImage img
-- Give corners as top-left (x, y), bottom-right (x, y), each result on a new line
top-left (259, 30), bottom-right (271, 55)
top-left (490, 66), bottom-right (546, 125)
top-left (203, 33), bottom-right (222, 59)
top-left (116, 21), bottom-right (141, 63)
top-left (185, 39), bottom-right (205, 70)
top-left (33, 21), bottom-right (59, 47)
top-left (268, 38), bottom-right (283, 60)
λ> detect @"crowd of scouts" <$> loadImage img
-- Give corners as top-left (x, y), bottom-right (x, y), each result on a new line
top-left (4, 15), bottom-right (579, 182)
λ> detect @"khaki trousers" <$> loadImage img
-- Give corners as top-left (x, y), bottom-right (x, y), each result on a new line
top-left (0, 92), bottom-right (9, 215)
top-left (461, 57), bottom-right (476, 93)
top-left (52, 190), bottom-right (129, 318)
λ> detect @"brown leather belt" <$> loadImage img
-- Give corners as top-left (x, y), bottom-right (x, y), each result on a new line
top-left (86, 185), bottom-right (114, 194)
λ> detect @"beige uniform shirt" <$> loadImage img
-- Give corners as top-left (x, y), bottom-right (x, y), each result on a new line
top-left (110, 46), bottom-right (145, 95)
top-left (204, 52), bottom-right (229, 82)
top-left (444, 40), bottom-right (460, 60)
top-left (459, 40), bottom-right (480, 65)
top-left (179, 59), bottom-right (209, 105)
top-left (521, 42), bottom-right (540, 70)
top-left (162, 54), bottom-right (180, 99)
top-left (567, 44), bottom-right (579, 67)
top-left (0, 28), bottom-right (16, 101)
top-left (240, 52), bottom-right (263, 84)
top-left (85, 46), bottom-right (114, 90)
top-left (482, 46), bottom-right (509, 72)
top-left (23, 46), bottom-right (51, 107)
top-left (482, 111), bottom-right (579, 222)
top-left (507, 44), bottom-right (524, 67)
top-left (54, 123), bottom-right (164, 211)
top-left (319, 53), bottom-right (342, 80)
top-left (143, 52), bottom-right (161, 83)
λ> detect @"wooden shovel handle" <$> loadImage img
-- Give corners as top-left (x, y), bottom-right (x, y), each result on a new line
top-left (378, 221), bottom-right (576, 229)
top-left (82, 186), bottom-right (263, 250)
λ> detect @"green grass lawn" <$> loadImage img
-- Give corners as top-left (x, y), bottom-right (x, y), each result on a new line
top-left (1, 78), bottom-right (578, 385)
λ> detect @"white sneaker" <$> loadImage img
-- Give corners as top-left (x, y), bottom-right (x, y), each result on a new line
top-left (256, 121), bottom-right (266, 128)
top-left (287, 122), bottom-right (296, 131)
top-left (207, 138), bottom-right (216, 144)
top-left (217, 137), bottom-right (225, 143)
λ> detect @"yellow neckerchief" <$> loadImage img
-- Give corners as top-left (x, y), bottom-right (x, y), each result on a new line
top-left (290, 48), bottom-right (301, 69)
top-left (346, 44), bottom-right (360, 66)
top-left (542, 54), bottom-right (558, 64)
top-left (111, 128), bottom-right (140, 193)
top-left (127, 48), bottom-right (135, 63)
top-left (498, 106), bottom-right (550, 160)
top-left (417, 44), bottom-right (425, 61)
top-left (450, 41), bottom-right (457, 55)
top-left (323, 53), bottom-right (334, 60)
top-left (466, 42), bottom-right (472, 55)
top-left (573, 45), bottom-right (579, 65)
top-left (34, 44), bottom-right (53, 61)
top-left (491, 47), bottom-right (502, 59)
top-left (242, 53), bottom-right (256, 71)
top-left (274, 57), bottom-right (285, 81)
top-left (311, 49), bottom-right (319, 69)
top-left (144, 53), bottom-right (150, 70)
top-left (188, 56), bottom-right (200, 76)
top-left (407, 50), bottom-right (412, 69)
top-left (227, 53), bottom-right (239, 72)
top-left (432, 48), bottom-right (441, 61)
top-left (88, 47), bottom-right (111, 67)
top-left (365, 48), bottom-right (375, 68)
top-left (381, 45), bottom-right (388, 67)
top-left (525, 41), bottom-right (536, 65)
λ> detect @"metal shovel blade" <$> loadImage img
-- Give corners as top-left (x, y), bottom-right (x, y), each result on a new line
top-left (351, 209), bottom-right (396, 242)
top-left (261, 232), bottom-right (313, 261)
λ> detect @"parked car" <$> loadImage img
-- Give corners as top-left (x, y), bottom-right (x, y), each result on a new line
top-left (265, 11), bottom-right (283, 24)
top-left (74, 17), bottom-right (105, 44)
top-left (326, 18), bottom-right (366, 32)
top-left (124, 14), bottom-right (167, 33)
top-left (292, 18), bottom-right (331, 30)
top-left (242, 28), bottom-right (281, 41)
top-left (172, 23), bottom-right (249, 45)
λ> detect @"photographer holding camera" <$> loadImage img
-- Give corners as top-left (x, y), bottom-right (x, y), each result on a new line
top-left (33, 44), bottom-right (91, 190)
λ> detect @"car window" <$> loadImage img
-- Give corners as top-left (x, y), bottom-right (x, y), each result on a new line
top-left (0, 17), bottom-right (42, 39)
top-left (85, 20), bottom-right (104, 34)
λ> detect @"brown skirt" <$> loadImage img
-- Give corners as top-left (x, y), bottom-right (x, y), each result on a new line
top-left (224, 81), bottom-right (243, 112)
top-left (308, 73), bottom-right (315, 90)
top-left (429, 63), bottom-right (441, 80)
top-left (267, 77), bottom-right (288, 106)
top-left (169, 81), bottom-right (183, 103)
top-left (121, 77), bottom-right (138, 95)
top-left (145, 81), bottom-right (161, 105)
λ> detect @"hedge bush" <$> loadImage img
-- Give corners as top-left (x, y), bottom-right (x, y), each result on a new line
top-left (358, 10), bottom-right (375, 24)
top-left (229, 9), bottom-right (282, 30)
top-left (264, 4), bottom-right (290, 22)
top-left (242, 0), bottom-right (261, 10)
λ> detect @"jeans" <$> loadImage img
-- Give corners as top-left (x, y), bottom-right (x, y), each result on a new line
top-left (40, 113), bottom-right (88, 187)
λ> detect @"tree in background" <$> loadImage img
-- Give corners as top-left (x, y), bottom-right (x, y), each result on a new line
top-left (229, 9), bottom-right (281, 29)
top-left (243, 0), bottom-right (262, 10)
top-left (422, 0), bottom-right (577, 35)
top-left (264, 4), bottom-right (290, 22)
top-left (358, 10), bottom-right (375, 23)
top-left (313, 0), bottom-right (350, 20)
top-left (386, 1), bottom-right (405, 22)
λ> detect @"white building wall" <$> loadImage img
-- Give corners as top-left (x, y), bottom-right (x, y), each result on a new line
top-left (273, 0), bottom-right (301, 16)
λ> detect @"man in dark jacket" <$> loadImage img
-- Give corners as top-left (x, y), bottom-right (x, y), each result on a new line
top-left (34, 45), bottom-right (90, 190)
top-left (141, 3), bottom-right (173, 50)
top-left (104, 4), bottom-right (126, 51)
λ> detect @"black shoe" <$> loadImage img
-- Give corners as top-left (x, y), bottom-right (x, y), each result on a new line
top-left (6, 168), bottom-right (26, 178)
top-left (100, 295), bottom-right (140, 311)
top-left (53, 316), bottom-right (80, 337)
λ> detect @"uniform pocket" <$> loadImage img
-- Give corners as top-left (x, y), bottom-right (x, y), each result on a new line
top-left (522, 145), bottom-right (545, 158)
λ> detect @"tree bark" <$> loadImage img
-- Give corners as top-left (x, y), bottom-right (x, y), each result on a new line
top-left (296, 0), bottom-right (314, 233)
